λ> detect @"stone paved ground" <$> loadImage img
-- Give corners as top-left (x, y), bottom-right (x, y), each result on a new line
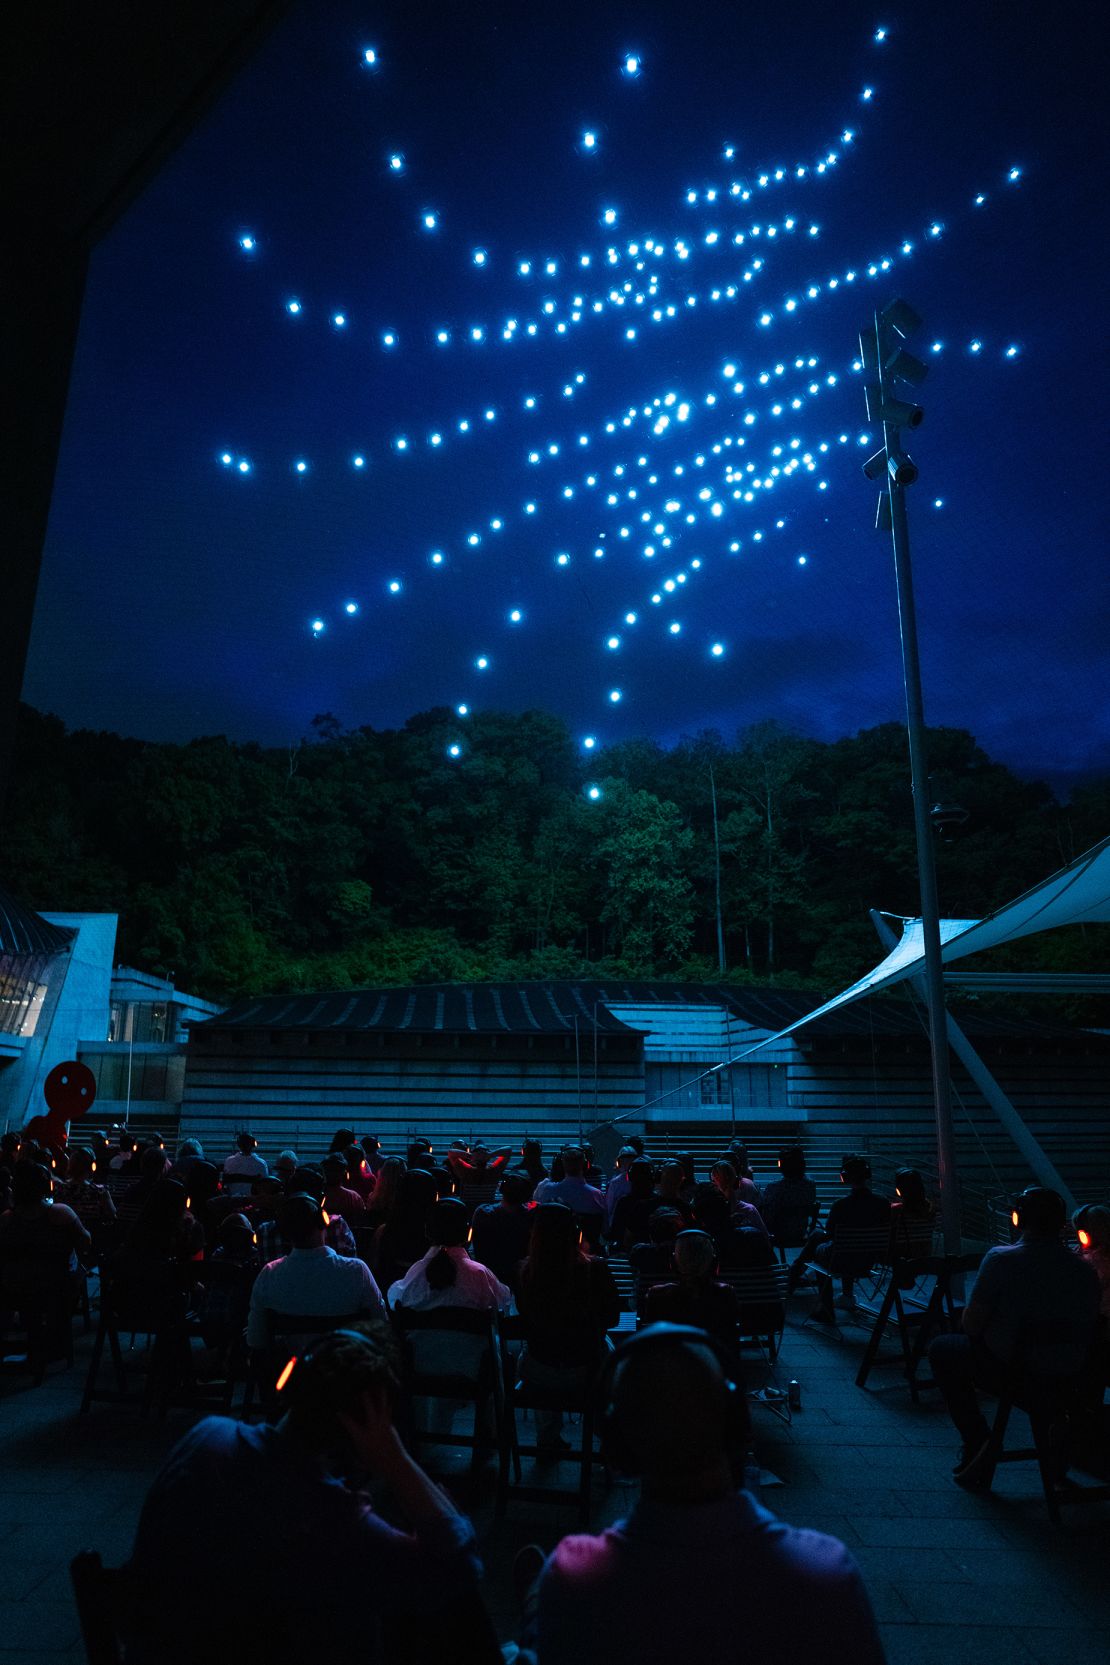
top-left (2, 1292), bottom-right (1108, 1661)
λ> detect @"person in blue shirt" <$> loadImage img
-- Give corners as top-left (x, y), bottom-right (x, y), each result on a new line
top-left (125, 1320), bottom-right (486, 1664)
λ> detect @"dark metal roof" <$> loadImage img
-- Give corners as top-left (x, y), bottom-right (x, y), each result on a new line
top-left (200, 984), bottom-right (643, 1037)
top-left (0, 887), bottom-right (75, 958)
top-left (196, 979), bottom-right (1105, 1047)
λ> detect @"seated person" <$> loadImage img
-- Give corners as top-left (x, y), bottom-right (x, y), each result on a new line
top-left (516, 1204), bottom-right (621, 1454)
top-left (0, 1160), bottom-right (91, 1263)
top-left (929, 1187), bottom-right (1100, 1487)
top-left (759, 1146), bottom-right (819, 1250)
top-left (513, 1138), bottom-right (548, 1197)
top-left (108, 1130), bottom-right (138, 1172)
top-left (195, 1213), bottom-right (259, 1363)
top-left (643, 1230), bottom-right (741, 1343)
top-left (787, 1154), bottom-right (890, 1316)
top-left (721, 1141), bottom-right (762, 1205)
top-left (607, 1159), bottom-right (665, 1250)
top-left (1075, 1203), bottom-right (1110, 1319)
top-left (363, 1156), bottom-right (407, 1230)
top-left (291, 1167), bottom-right (359, 1255)
top-left (627, 1206), bottom-right (684, 1280)
top-left (654, 1160), bottom-right (694, 1224)
top-left (533, 1147), bottom-right (605, 1225)
top-left (343, 1144), bottom-right (377, 1206)
top-left (389, 1197), bottom-right (511, 1380)
top-left (125, 1321), bottom-right (484, 1665)
top-left (121, 1144), bottom-right (171, 1208)
top-left (221, 1132), bottom-right (268, 1198)
top-left (709, 1161), bottom-right (768, 1233)
top-left (246, 1193), bottom-right (384, 1352)
top-left (274, 1150), bottom-right (299, 1190)
top-left (690, 1186), bottom-right (771, 1267)
top-left (527, 1324), bottom-right (883, 1664)
top-left (168, 1138), bottom-right (205, 1186)
top-left (322, 1154), bottom-right (369, 1226)
top-left (469, 1173), bottom-right (534, 1292)
top-left (372, 1166), bottom-right (438, 1285)
top-left (406, 1140), bottom-right (456, 1200)
top-left (57, 1146), bottom-right (116, 1228)
top-left (603, 1146), bottom-right (638, 1228)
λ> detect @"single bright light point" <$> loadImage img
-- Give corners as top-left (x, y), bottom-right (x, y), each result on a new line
top-left (609, 688), bottom-right (622, 703)
top-left (602, 207), bottom-right (617, 226)
top-left (669, 621), bottom-right (681, 635)
top-left (711, 642), bottom-right (724, 657)
top-left (556, 552), bottom-right (571, 566)
top-left (931, 341), bottom-right (943, 353)
top-left (607, 636), bottom-right (620, 650)
top-left (363, 46), bottom-right (378, 65)
top-left (975, 192), bottom-right (986, 206)
top-left (797, 554), bottom-right (808, 566)
top-left (422, 210), bottom-right (438, 231)
top-left (623, 53), bottom-right (641, 77)
top-left (475, 656), bottom-right (489, 670)
top-left (934, 498), bottom-right (944, 509)
top-left (587, 785), bottom-right (602, 801)
top-left (294, 460), bottom-right (307, 474)
top-left (238, 235), bottom-right (255, 252)
top-left (286, 298), bottom-right (301, 314)
top-left (345, 601), bottom-right (358, 615)
top-left (436, 329), bottom-right (449, 344)
top-left (388, 152), bottom-right (404, 172)
top-left (311, 618), bottom-right (325, 634)
top-left (1005, 343), bottom-right (1020, 358)
top-left (447, 744), bottom-right (461, 758)
top-left (430, 550), bottom-right (444, 565)
top-left (1008, 165), bottom-right (1022, 182)
top-left (509, 609), bottom-right (523, 624)
top-left (332, 313), bottom-right (346, 328)
top-left (388, 579), bottom-right (402, 594)
top-left (625, 612), bottom-right (637, 625)
top-left (582, 130), bottom-right (597, 150)
top-left (220, 452), bottom-right (233, 465)
top-left (874, 26), bottom-right (887, 41)
top-left (382, 331), bottom-right (396, 347)
top-left (472, 248), bottom-right (487, 266)
top-left (583, 735), bottom-right (597, 750)
top-left (861, 85), bottom-right (874, 100)
top-left (457, 704), bottom-right (469, 716)
top-left (970, 339), bottom-right (982, 353)
top-left (237, 459), bottom-right (251, 473)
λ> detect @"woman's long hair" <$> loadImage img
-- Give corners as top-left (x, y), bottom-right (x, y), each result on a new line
top-left (894, 1168), bottom-right (936, 1220)
top-left (424, 1197), bottom-right (470, 1290)
top-left (369, 1156), bottom-right (405, 1215)
top-left (518, 1203), bottom-right (586, 1300)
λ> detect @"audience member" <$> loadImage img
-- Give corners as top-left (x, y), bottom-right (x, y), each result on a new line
top-left (57, 1146), bottom-right (116, 1227)
top-left (371, 1166), bottom-right (438, 1285)
top-left (168, 1138), bottom-right (205, 1186)
top-left (627, 1207), bottom-right (684, 1280)
top-left (1074, 1203), bottom-right (1110, 1318)
top-left (108, 1130), bottom-right (138, 1172)
top-left (514, 1138), bottom-right (548, 1195)
top-left (328, 1127), bottom-right (358, 1155)
top-left (786, 1154), bottom-right (890, 1318)
top-left (0, 1162), bottom-right (91, 1263)
top-left (516, 1204), bottom-right (620, 1454)
top-left (389, 1197), bottom-right (511, 1382)
top-left (469, 1173), bottom-right (534, 1291)
top-left (608, 1159), bottom-right (664, 1250)
top-left (928, 1186), bottom-right (1100, 1487)
top-left (527, 1324), bottom-right (883, 1664)
top-left (274, 1149), bottom-right (299, 1189)
top-left (122, 1144), bottom-right (170, 1207)
top-left (364, 1155), bottom-right (406, 1228)
top-left (722, 1141), bottom-right (762, 1205)
top-left (654, 1160), bottom-right (694, 1223)
top-left (344, 1144), bottom-right (377, 1205)
top-left (690, 1186), bottom-right (771, 1269)
top-left (533, 1148), bottom-right (605, 1226)
top-left (709, 1161), bottom-right (768, 1233)
top-left (246, 1194), bottom-right (383, 1351)
top-left (223, 1132), bottom-right (268, 1197)
top-left (759, 1146), bottom-right (819, 1251)
top-left (603, 1146), bottom-right (638, 1228)
top-left (323, 1154), bottom-right (369, 1224)
top-left (289, 1167), bottom-right (358, 1255)
top-left (360, 1133), bottom-right (385, 1176)
top-left (405, 1140), bottom-right (456, 1198)
top-left (643, 1231), bottom-right (741, 1343)
top-left (673, 1149), bottom-right (698, 1202)
top-left (125, 1321), bottom-right (484, 1664)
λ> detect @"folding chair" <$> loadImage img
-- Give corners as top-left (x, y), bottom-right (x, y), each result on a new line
top-left (856, 1250), bottom-right (981, 1398)
top-left (391, 1306), bottom-right (507, 1483)
top-left (0, 1240), bottom-right (76, 1382)
top-left (725, 1263), bottom-right (790, 1360)
top-left (495, 1313), bottom-right (604, 1524)
top-left (80, 1260), bottom-right (192, 1414)
top-left (240, 1308), bottom-right (368, 1419)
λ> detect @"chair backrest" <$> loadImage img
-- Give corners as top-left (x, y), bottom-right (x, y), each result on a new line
top-left (263, 1309), bottom-right (366, 1345)
top-left (825, 1225), bottom-right (901, 1268)
top-left (70, 1550), bottom-right (131, 1665)
top-left (721, 1263), bottom-right (790, 1305)
top-left (391, 1305), bottom-right (501, 1340)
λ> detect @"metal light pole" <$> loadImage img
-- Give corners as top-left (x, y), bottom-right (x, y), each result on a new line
top-left (861, 298), bottom-right (962, 1254)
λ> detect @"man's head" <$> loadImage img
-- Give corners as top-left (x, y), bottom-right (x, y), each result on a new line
top-left (840, 1154), bottom-right (871, 1189)
top-left (601, 1323), bottom-right (748, 1497)
top-left (673, 1229), bottom-right (718, 1280)
top-left (13, 1162), bottom-right (52, 1208)
top-left (648, 1207), bottom-right (684, 1246)
top-left (140, 1144), bottom-right (169, 1183)
top-left (322, 1154), bottom-right (349, 1186)
top-left (627, 1158), bottom-right (656, 1198)
top-left (560, 1146), bottom-right (586, 1179)
top-left (1012, 1187), bottom-right (1067, 1241)
top-left (236, 1132), bottom-right (258, 1155)
top-left (275, 1150), bottom-right (299, 1181)
top-left (279, 1193), bottom-right (327, 1250)
top-left (499, 1173), bottom-right (531, 1208)
top-left (778, 1145), bottom-right (806, 1181)
top-left (276, 1319), bottom-right (400, 1452)
top-left (67, 1145), bottom-right (95, 1182)
top-left (615, 1145), bottom-right (637, 1173)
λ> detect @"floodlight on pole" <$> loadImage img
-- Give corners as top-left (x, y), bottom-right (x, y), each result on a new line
top-left (861, 296), bottom-right (961, 1255)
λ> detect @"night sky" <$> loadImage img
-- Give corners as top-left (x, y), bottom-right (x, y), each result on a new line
top-left (24, 0), bottom-right (1110, 787)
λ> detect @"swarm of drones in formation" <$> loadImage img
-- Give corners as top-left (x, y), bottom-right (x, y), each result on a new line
top-left (218, 23), bottom-right (1024, 767)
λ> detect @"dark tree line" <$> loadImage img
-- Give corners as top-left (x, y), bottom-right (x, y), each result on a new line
top-left (3, 702), bottom-right (1107, 1006)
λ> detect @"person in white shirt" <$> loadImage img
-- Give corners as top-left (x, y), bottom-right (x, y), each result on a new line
top-left (532, 1148), bottom-right (605, 1222)
top-left (603, 1147), bottom-right (639, 1227)
top-left (224, 1133), bottom-right (269, 1197)
top-left (389, 1198), bottom-right (511, 1383)
top-left (246, 1193), bottom-right (383, 1349)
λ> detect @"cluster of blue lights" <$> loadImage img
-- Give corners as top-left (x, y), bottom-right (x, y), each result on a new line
top-left (221, 24), bottom-right (1029, 745)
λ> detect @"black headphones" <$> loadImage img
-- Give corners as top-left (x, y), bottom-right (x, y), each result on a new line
top-left (1010, 1186), bottom-right (1066, 1236)
top-left (596, 1323), bottom-right (749, 1477)
top-left (276, 1326), bottom-right (399, 1406)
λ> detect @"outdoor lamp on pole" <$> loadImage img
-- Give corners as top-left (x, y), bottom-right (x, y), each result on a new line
top-left (861, 297), bottom-right (961, 1255)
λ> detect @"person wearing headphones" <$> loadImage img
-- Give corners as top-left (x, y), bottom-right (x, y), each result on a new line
top-left (222, 1131), bottom-right (268, 1197)
top-left (928, 1187), bottom-right (1100, 1488)
top-left (246, 1193), bottom-right (384, 1351)
top-left (524, 1323), bottom-right (882, 1664)
top-left (125, 1321), bottom-right (485, 1664)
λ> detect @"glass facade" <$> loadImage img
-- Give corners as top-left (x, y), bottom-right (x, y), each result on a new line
top-left (0, 952), bottom-right (52, 1038)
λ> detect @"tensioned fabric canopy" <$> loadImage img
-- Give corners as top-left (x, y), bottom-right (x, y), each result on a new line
top-left (728, 832), bottom-right (1110, 1064)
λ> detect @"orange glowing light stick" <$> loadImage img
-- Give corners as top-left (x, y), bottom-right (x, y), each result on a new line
top-left (275, 1356), bottom-right (297, 1392)
top-left (1078, 1228), bottom-right (1091, 1248)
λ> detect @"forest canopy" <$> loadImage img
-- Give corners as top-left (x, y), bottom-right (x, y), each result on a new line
top-left (3, 703), bottom-right (1107, 1006)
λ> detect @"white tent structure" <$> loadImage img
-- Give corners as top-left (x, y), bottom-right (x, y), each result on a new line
top-left (723, 833), bottom-right (1110, 1215)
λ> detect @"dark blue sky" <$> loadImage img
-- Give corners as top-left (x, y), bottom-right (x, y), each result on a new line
top-left (26, 0), bottom-right (1110, 786)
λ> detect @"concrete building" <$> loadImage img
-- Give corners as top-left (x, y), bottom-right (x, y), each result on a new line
top-left (0, 886), bottom-right (220, 1138)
